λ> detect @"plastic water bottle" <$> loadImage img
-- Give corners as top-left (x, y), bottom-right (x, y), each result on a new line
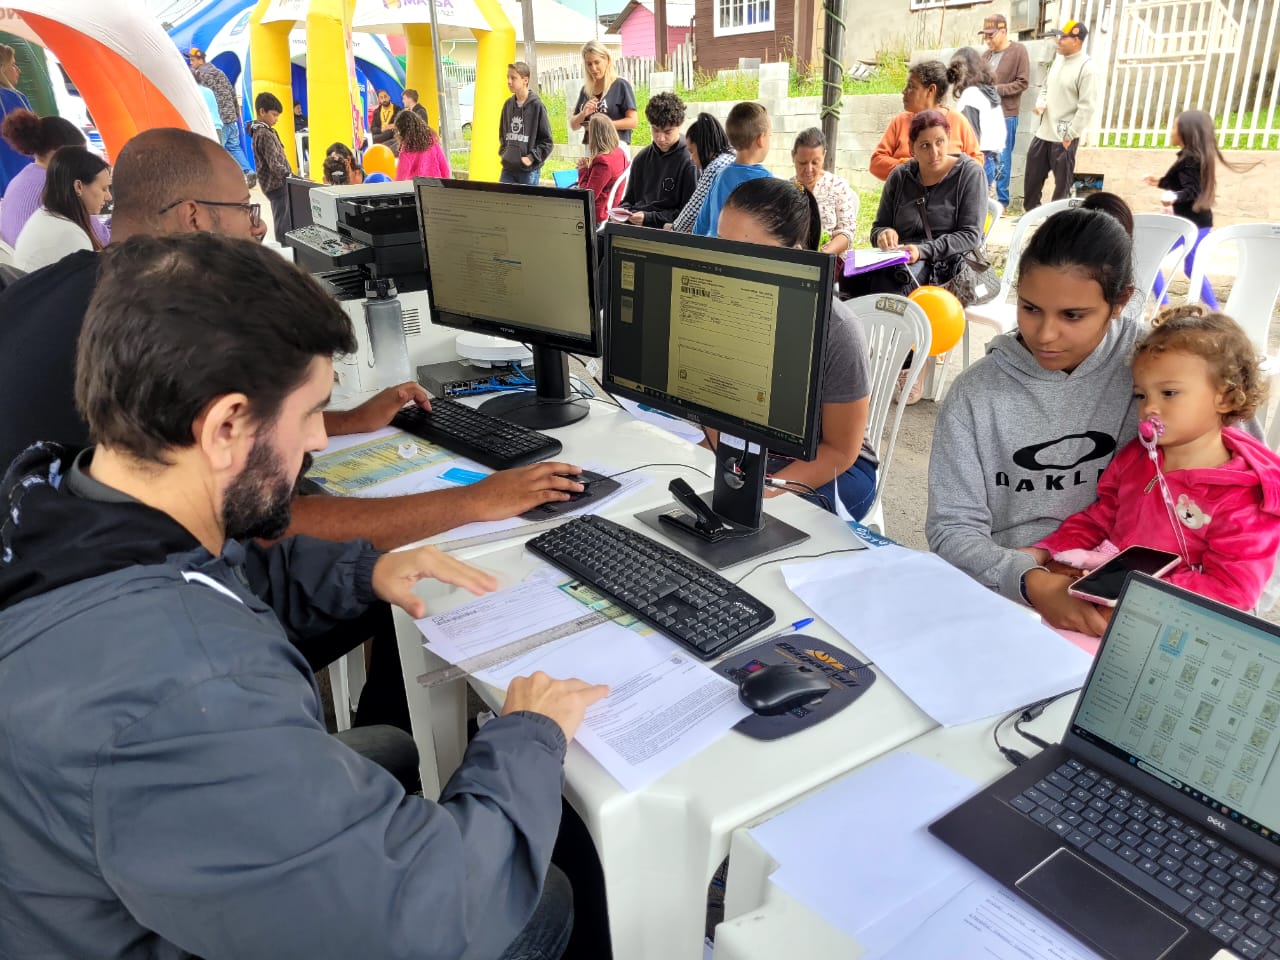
top-left (363, 277), bottom-right (411, 389)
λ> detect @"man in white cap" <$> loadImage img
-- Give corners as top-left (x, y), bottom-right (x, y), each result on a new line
top-left (1023, 20), bottom-right (1098, 210)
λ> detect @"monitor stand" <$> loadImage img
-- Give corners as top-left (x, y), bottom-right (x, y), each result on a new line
top-left (477, 345), bottom-right (590, 431)
top-left (635, 440), bottom-right (808, 570)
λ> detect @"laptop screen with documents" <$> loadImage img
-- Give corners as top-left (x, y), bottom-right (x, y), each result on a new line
top-left (1071, 577), bottom-right (1280, 852)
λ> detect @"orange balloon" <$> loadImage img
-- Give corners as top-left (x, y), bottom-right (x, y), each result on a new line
top-left (364, 144), bottom-right (397, 179)
top-left (908, 285), bottom-right (966, 356)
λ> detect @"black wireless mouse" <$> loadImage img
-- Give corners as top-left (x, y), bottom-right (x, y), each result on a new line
top-left (738, 663), bottom-right (832, 716)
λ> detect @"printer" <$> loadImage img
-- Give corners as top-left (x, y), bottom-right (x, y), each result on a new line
top-left (285, 182), bottom-right (437, 397)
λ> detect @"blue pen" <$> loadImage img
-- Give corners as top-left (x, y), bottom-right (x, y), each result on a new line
top-left (756, 618), bottom-right (814, 643)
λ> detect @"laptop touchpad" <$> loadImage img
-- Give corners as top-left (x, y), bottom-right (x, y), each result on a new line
top-left (1016, 849), bottom-right (1185, 959)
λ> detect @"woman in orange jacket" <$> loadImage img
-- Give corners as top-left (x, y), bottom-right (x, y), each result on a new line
top-left (870, 60), bottom-right (982, 181)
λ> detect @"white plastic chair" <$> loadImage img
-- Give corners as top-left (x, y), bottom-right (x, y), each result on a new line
top-left (1185, 223), bottom-right (1280, 425)
top-left (327, 648), bottom-right (368, 732)
top-left (960, 198), bottom-right (1075, 370)
top-left (1131, 213), bottom-right (1200, 308)
top-left (843, 294), bottom-right (932, 535)
top-left (605, 166), bottom-right (631, 214)
top-left (0, 238), bottom-right (14, 267)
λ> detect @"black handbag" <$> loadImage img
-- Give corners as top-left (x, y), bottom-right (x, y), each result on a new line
top-left (913, 191), bottom-right (1001, 306)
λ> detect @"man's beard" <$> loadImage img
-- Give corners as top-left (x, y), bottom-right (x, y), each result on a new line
top-left (221, 440), bottom-right (312, 542)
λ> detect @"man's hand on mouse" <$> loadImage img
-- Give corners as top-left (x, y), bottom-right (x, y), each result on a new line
top-left (467, 462), bottom-right (585, 521)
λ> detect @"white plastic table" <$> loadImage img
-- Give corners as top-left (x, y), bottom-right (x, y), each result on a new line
top-left (389, 400), bottom-right (938, 960)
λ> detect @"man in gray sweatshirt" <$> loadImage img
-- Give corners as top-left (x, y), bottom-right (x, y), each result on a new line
top-left (1023, 20), bottom-right (1098, 209)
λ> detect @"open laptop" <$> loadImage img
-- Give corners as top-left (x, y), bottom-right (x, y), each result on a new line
top-left (931, 574), bottom-right (1280, 960)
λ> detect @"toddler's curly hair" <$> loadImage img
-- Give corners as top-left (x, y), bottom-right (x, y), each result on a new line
top-left (1135, 304), bottom-right (1267, 423)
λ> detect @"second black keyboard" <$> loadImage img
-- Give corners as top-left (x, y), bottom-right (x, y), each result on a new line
top-left (527, 515), bottom-right (775, 660)
top-left (391, 398), bottom-right (563, 470)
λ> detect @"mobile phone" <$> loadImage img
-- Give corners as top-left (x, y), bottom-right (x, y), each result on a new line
top-left (1067, 546), bottom-right (1181, 607)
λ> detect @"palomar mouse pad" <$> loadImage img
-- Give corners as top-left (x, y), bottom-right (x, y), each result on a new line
top-left (714, 635), bottom-right (875, 741)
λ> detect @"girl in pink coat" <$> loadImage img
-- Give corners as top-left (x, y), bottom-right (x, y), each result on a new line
top-left (394, 110), bottom-right (451, 181)
top-left (1029, 306), bottom-right (1280, 613)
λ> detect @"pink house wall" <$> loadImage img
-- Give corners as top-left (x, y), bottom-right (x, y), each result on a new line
top-left (617, 8), bottom-right (692, 58)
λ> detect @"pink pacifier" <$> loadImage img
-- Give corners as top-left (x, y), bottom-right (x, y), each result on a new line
top-left (1138, 417), bottom-right (1164, 457)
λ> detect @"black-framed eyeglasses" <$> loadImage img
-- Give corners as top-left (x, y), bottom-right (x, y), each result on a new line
top-left (157, 198), bottom-right (263, 229)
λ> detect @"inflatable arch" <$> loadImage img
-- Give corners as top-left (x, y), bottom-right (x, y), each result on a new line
top-left (174, 0), bottom-right (405, 170)
top-left (0, 1), bottom-right (214, 159)
top-left (353, 0), bottom-right (514, 182)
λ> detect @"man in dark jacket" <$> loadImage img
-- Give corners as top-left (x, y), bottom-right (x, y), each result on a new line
top-left (979, 14), bottom-right (1030, 207)
top-left (499, 61), bottom-right (554, 184)
top-left (0, 232), bottom-right (607, 959)
top-left (621, 92), bottom-right (696, 228)
top-left (402, 87), bottom-right (431, 124)
top-left (370, 88), bottom-right (400, 146)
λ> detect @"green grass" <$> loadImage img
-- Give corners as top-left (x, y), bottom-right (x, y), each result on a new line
top-left (856, 187), bottom-right (882, 245)
top-left (1099, 107), bottom-right (1278, 150)
top-left (678, 70), bottom-right (761, 103)
top-left (789, 56), bottom-right (908, 98)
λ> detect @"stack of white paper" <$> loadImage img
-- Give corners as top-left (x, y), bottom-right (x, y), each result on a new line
top-left (781, 549), bottom-right (1093, 726)
top-left (748, 753), bottom-right (1100, 959)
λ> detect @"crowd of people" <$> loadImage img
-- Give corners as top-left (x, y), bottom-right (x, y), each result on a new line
top-left (0, 19), bottom-right (1276, 960)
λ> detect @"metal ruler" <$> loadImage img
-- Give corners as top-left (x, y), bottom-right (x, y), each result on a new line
top-left (433, 516), bottom-right (575, 553)
top-left (417, 610), bottom-right (610, 688)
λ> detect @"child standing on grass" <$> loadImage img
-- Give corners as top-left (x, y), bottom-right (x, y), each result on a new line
top-left (1028, 305), bottom-right (1280, 618)
top-left (248, 92), bottom-right (293, 244)
top-left (1146, 109), bottom-right (1254, 308)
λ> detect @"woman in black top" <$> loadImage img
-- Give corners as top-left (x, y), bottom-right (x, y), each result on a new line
top-left (569, 40), bottom-right (637, 149)
top-left (843, 109), bottom-right (986, 299)
top-left (1144, 109), bottom-right (1254, 309)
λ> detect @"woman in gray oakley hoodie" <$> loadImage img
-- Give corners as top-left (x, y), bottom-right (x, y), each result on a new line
top-left (927, 208), bottom-right (1140, 635)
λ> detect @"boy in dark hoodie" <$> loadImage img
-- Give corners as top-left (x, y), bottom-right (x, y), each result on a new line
top-left (249, 91), bottom-right (294, 243)
top-left (620, 91), bottom-right (696, 228)
top-left (498, 62), bottom-right (553, 185)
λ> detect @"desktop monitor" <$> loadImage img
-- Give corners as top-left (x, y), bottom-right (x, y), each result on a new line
top-left (413, 176), bottom-right (601, 430)
top-left (285, 175), bottom-right (316, 231)
top-left (601, 224), bottom-right (834, 567)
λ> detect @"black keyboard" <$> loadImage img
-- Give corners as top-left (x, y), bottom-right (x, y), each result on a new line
top-left (527, 515), bottom-right (775, 660)
top-left (1012, 757), bottom-right (1280, 959)
top-left (391, 399), bottom-right (563, 470)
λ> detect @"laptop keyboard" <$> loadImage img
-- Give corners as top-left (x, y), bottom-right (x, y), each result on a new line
top-left (1012, 757), bottom-right (1280, 960)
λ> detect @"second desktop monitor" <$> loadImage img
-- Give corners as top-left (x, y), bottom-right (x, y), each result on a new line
top-left (414, 176), bottom-right (601, 430)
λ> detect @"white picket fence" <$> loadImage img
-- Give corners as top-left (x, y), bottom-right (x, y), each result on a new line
top-left (1063, 0), bottom-right (1280, 149)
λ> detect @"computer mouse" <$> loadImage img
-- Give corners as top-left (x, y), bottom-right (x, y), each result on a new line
top-left (737, 663), bottom-right (832, 716)
top-left (520, 471), bottom-right (620, 519)
top-left (551, 469), bottom-right (607, 501)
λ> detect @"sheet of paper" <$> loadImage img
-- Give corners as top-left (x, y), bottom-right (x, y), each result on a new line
top-left (524, 623), bottom-right (751, 792)
top-left (307, 428), bottom-right (453, 495)
top-left (749, 752), bottom-right (980, 947)
top-left (880, 874), bottom-right (1099, 960)
top-left (782, 550), bottom-right (1093, 726)
top-left (616, 396), bottom-right (707, 445)
top-left (415, 578), bottom-right (750, 791)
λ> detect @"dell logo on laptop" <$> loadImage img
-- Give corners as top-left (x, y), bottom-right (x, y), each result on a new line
top-left (1207, 815), bottom-right (1228, 831)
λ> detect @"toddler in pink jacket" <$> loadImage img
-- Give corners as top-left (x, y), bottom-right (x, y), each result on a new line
top-left (1029, 307), bottom-right (1280, 612)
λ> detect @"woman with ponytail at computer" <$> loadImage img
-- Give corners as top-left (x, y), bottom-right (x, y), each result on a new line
top-left (714, 178), bottom-right (879, 520)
